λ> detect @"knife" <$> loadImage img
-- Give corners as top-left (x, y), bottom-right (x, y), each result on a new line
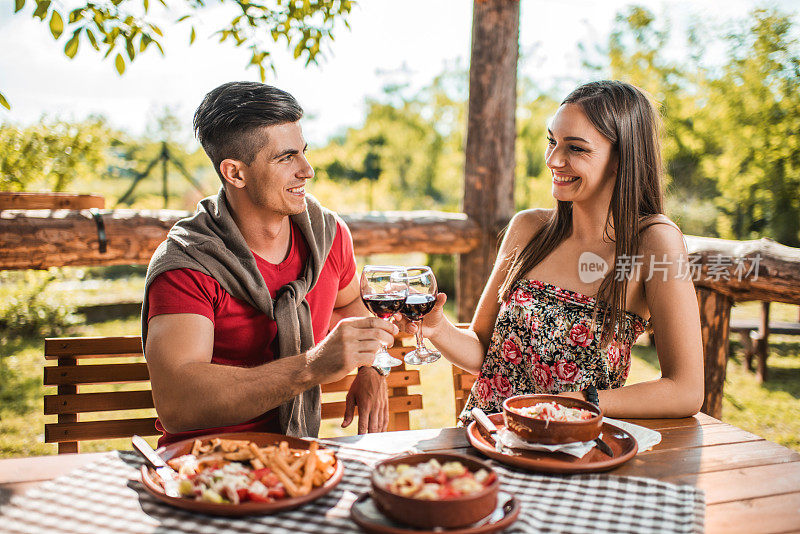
top-left (471, 407), bottom-right (500, 444)
top-left (594, 436), bottom-right (614, 457)
top-left (132, 435), bottom-right (180, 497)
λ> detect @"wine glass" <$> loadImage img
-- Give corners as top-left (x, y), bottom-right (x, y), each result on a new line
top-left (400, 266), bottom-right (441, 365)
top-left (360, 265), bottom-right (408, 370)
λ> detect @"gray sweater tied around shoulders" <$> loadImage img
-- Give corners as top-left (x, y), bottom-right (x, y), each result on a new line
top-left (141, 188), bottom-right (338, 438)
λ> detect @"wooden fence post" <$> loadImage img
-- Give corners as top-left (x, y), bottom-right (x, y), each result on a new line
top-left (458, 0), bottom-right (520, 323)
top-left (696, 288), bottom-right (733, 418)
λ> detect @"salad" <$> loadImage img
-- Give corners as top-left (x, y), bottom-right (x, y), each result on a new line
top-left (513, 401), bottom-right (595, 422)
top-left (155, 437), bottom-right (337, 504)
top-left (374, 458), bottom-right (495, 500)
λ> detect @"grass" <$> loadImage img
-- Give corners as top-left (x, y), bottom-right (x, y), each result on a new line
top-left (1, 298), bottom-right (799, 457)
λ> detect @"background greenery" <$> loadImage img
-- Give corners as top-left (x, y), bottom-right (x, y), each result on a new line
top-left (1, 5), bottom-right (799, 456)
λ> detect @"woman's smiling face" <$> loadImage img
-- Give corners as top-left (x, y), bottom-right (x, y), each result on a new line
top-left (545, 103), bottom-right (618, 204)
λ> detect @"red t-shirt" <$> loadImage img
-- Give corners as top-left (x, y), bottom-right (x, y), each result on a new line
top-left (147, 220), bottom-right (356, 446)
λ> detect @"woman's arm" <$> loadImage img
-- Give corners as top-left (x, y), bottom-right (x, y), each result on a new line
top-left (422, 210), bottom-right (549, 374)
top-left (562, 222), bottom-right (705, 417)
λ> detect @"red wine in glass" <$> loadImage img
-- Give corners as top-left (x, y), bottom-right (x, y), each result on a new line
top-left (359, 265), bottom-right (408, 370)
top-left (401, 267), bottom-right (441, 365)
top-left (400, 294), bottom-right (436, 321)
top-left (363, 293), bottom-right (407, 319)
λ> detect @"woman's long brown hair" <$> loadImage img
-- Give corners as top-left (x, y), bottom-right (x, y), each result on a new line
top-left (499, 80), bottom-right (665, 347)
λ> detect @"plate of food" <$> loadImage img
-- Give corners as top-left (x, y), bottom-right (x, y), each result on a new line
top-left (502, 394), bottom-right (603, 444)
top-left (359, 452), bottom-right (520, 532)
top-left (139, 432), bottom-right (343, 516)
top-left (467, 410), bottom-right (637, 474)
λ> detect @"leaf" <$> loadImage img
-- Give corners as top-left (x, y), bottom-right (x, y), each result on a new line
top-left (0, 92), bottom-right (9, 110)
top-left (64, 30), bottom-right (80, 58)
top-left (114, 53), bottom-right (125, 75)
top-left (14, 0), bottom-right (25, 14)
top-left (125, 36), bottom-right (135, 60)
top-left (143, 0), bottom-right (149, 13)
top-left (85, 28), bottom-right (99, 50)
top-left (176, 14), bottom-right (190, 22)
top-left (139, 34), bottom-right (151, 52)
top-left (190, 26), bottom-right (196, 44)
top-left (33, 0), bottom-right (50, 20)
top-left (68, 8), bottom-right (83, 23)
top-left (49, 10), bottom-right (63, 39)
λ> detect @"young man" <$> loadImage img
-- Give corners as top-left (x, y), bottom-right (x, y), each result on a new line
top-left (142, 81), bottom-right (395, 445)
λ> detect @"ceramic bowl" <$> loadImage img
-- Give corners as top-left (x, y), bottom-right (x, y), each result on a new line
top-left (370, 452), bottom-right (499, 529)
top-left (502, 394), bottom-right (603, 444)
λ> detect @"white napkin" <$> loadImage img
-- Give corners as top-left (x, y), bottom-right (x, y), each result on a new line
top-left (495, 428), bottom-right (596, 458)
top-left (602, 417), bottom-right (662, 452)
top-left (495, 418), bottom-right (663, 458)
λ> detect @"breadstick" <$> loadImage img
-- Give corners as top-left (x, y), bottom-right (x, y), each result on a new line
top-left (273, 451), bottom-right (302, 484)
top-left (268, 452), bottom-right (301, 497)
top-left (299, 444), bottom-right (318, 494)
top-left (248, 442), bottom-right (270, 467)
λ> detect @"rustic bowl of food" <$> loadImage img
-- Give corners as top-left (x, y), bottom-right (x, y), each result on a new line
top-left (370, 452), bottom-right (499, 529)
top-left (502, 394), bottom-right (603, 444)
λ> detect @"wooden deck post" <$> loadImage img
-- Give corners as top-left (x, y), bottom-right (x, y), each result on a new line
top-left (696, 288), bottom-right (733, 418)
top-left (458, 0), bottom-right (520, 322)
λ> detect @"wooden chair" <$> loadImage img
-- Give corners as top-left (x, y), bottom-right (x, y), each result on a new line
top-left (43, 335), bottom-right (422, 454)
top-left (450, 323), bottom-right (478, 422)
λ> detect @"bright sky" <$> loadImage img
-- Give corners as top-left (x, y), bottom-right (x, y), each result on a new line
top-left (0, 0), bottom-right (796, 146)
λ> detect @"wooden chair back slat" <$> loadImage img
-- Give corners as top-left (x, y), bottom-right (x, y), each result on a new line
top-left (45, 336), bottom-right (142, 359)
top-left (321, 394), bottom-right (423, 421)
top-left (44, 390), bottom-right (155, 415)
top-left (44, 363), bottom-right (150, 385)
top-left (322, 370), bottom-right (420, 393)
top-left (45, 418), bottom-right (160, 443)
top-left (44, 333), bottom-right (423, 453)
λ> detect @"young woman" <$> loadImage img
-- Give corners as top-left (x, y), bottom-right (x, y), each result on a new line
top-left (410, 80), bottom-right (704, 421)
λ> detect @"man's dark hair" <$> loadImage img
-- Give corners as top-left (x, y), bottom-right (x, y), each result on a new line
top-left (193, 81), bottom-right (304, 181)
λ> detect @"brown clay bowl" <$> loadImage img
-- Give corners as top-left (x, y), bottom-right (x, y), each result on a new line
top-left (370, 452), bottom-right (499, 529)
top-left (502, 394), bottom-right (603, 444)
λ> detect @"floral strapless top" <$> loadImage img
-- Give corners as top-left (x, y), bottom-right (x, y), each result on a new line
top-left (460, 279), bottom-right (649, 423)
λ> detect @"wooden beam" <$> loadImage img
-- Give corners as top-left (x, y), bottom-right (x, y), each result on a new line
top-left (0, 192), bottom-right (105, 210)
top-left (458, 0), bottom-right (520, 323)
top-left (0, 210), bottom-right (481, 269)
top-left (345, 211), bottom-right (480, 255)
top-left (685, 236), bottom-right (800, 305)
top-left (696, 288), bottom-right (733, 419)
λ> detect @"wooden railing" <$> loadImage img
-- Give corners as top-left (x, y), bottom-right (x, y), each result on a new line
top-left (3, 206), bottom-right (800, 418)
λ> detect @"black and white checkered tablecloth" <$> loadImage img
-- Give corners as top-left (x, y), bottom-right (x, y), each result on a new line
top-left (0, 444), bottom-right (704, 533)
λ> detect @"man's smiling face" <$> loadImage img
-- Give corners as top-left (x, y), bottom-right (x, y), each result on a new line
top-left (240, 121), bottom-right (314, 217)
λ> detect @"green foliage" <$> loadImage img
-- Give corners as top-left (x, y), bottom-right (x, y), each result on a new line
top-left (700, 10), bottom-right (800, 246)
top-left (0, 270), bottom-right (80, 340)
top-left (0, 110), bottom-right (214, 209)
top-left (5, 0), bottom-right (355, 107)
top-left (588, 6), bottom-right (800, 246)
top-left (312, 69), bottom-right (468, 213)
top-left (0, 117), bottom-right (124, 192)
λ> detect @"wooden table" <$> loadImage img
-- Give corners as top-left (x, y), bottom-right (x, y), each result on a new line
top-left (1, 413), bottom-right (799, 533)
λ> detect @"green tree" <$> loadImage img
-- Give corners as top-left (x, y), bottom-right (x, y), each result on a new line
top-left (2, 0), bottom-right (356, 109)
top-left (699, 9), bottom-right (800, 246)
top-left (0, 116), bottom-right (125, 192)
top-left (312, 70), bottom-right (467, 213)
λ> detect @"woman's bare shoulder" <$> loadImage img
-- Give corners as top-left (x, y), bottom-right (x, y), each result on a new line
top-left (499, 208), bottom-right (552, 259)
top-left (508, 209), bottom-right (551, 238)
top-left (639, 214), bottom-right (686, 253)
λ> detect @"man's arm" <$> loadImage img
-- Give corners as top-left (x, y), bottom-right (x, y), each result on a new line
top-left (332, 274), bottom-right (390, 433)
top-left (145, 311), bottom-right (396, 433)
